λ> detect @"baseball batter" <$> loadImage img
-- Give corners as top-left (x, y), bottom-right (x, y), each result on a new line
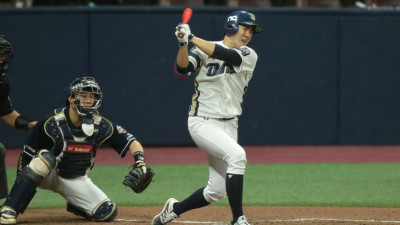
top-left (152, 10), bottom-right (261, 225)
top-left (0, 77), bottom-right (153, 224)
top-left (0, 36), bottom-right (36, 201)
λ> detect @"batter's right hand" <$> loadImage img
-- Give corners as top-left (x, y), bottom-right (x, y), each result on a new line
top-left (175, 23), bottom-right (192, 48)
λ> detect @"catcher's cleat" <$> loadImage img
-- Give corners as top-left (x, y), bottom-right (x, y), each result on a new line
top-left (152, 198), bottom-right (179, 225)
top-left (232, 215), bottom-right (251, 225)
top-left (0, 206), bottom-right (17, 225)
top-left (66, 202), bottom-right (89, 219)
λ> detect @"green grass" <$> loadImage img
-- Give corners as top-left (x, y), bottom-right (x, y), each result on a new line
top-left (2, 163), bottom-right (399, 209)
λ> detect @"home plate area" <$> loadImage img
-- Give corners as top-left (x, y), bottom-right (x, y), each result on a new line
top-left (13, 206), bottom-right (400, 225)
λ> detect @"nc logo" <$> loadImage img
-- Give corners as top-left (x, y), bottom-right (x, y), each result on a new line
top-left (227, 16), bottom-right (237, 22)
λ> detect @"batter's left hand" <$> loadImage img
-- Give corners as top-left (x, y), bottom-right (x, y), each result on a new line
top-left (175, 23), bottom-right (194, 48)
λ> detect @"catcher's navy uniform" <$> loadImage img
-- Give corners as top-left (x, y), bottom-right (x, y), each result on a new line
top-left (20, 107), bottom-right (136, 174)
top-left (1, 77), bottom-right (153, 224)
top-left (8, 106), bottom-right (135, 221)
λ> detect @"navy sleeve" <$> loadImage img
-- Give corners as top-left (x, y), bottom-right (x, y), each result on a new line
top-left (22, 117), bottom-right (54, 159)
top-left (211, 44), bottom-right (242, 66)
top-left (104, 121), bottom-right (137, 158)
top-left (176, 61), bottom-right (196, 73)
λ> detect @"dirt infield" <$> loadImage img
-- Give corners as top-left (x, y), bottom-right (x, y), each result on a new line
top-left (5, 146), bottom-right (400, 224)
top-left (15, 206), bottom-right (400, 225)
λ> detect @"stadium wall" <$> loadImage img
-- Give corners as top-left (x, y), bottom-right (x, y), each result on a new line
top-left (0, 7), bottom-right (399, 147)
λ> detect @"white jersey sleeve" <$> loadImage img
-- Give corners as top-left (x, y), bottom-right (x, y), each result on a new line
top-left (186, 41), bottom-right (258, 119)
top-left (232, 46), bottom-right (258, 76)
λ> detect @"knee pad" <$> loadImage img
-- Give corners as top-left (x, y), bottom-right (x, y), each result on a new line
top-left (28, 150), bottom-right (56, 177)
top-left (91, 200), bottom-right (117, 222)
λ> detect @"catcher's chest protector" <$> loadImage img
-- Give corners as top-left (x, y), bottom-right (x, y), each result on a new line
top-left (45, 108), bottom-right (112, 178)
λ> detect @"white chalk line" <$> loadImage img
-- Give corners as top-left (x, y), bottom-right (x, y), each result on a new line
top-left (267, 218), bottom-right (400, 223)
top-left (116, 218), bottom-right (400, 224)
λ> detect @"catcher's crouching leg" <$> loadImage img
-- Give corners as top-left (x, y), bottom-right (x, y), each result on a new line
top-left (1, 150), bottom-right (56, 221)
top-left (91, 200), bottom-right (118, 222)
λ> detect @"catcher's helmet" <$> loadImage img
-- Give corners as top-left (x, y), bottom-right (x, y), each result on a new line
top-left (0, 35), bottom-right (13, 76)
top-left (224, 11), bottom-right (262, 35)
top-left (68, 76), bottom-right (102, 117)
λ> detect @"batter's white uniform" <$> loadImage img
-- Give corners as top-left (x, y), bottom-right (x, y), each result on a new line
top-left (185, 41), bottom-right (257, 202)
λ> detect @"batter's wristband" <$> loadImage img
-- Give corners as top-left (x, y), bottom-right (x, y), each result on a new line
top-left (179, 41), bottom-right (188, 48)
top-left (133, 151), bottom-right (145, 162)
top-left (14, 115), bottom-right (31, 131)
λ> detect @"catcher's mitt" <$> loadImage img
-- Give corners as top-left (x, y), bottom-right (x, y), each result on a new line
top-left (123, 162), bottom-right (154, 193)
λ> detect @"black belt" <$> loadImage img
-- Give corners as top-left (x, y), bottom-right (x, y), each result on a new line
top-left (203, 117), bottom-right (235, 121)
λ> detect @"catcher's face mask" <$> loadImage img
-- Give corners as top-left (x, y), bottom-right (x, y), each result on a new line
top-left (69, 76), bottom-right (102, 117)
top-left (69, 76), bottom-right (102, 136)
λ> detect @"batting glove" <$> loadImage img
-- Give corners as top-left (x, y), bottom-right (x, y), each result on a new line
top-left (175, 23), bottom-right (194, 48)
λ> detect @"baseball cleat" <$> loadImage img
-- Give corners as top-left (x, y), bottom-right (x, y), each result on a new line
top-left (66, 202), bottom-right (89, 219)
top-left (152, 198), bottom-right (179, 225)
top-left (0, 206), bottom-right (17, 224)
top-left (232, 215), bottom-right (251, 225)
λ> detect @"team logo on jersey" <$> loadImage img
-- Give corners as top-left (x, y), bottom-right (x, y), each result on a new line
top-left (238, 47), bottom-right (250, 56)
top-left (206, 62), bottom-right (236, 76)
top-left (66, 145), bottom-right (92, 154)
top-left (116, 125), bottom-right (127, 134)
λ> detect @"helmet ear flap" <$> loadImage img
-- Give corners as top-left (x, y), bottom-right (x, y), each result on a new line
top-left (224, 21), bottom-right (239, 35)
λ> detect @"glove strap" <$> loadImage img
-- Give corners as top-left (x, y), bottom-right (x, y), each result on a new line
top-left (179, 34), bottom-right (194, 48)
top-left (188, 33), bottom-right (195, 42)
top-left (133, 151), bottom-right (145, 162)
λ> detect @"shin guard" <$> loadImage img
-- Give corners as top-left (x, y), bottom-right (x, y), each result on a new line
top-left (3, 166), bottom-right (43, 214)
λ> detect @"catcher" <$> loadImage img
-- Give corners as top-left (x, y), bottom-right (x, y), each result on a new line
top-left (0, 76), bottom-right (154, 224)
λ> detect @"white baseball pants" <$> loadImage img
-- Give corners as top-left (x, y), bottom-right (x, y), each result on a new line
top-left (188, 116), bottom-right (247, 202)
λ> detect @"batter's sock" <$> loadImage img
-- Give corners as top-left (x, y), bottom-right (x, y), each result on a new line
top-left (226, 173), bottom-right (244, 222)
top-left (173, 187), bottom-right (209, 216)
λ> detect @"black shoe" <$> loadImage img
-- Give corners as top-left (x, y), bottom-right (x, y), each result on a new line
top-left (66, 202), bottom-right (89, 219)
